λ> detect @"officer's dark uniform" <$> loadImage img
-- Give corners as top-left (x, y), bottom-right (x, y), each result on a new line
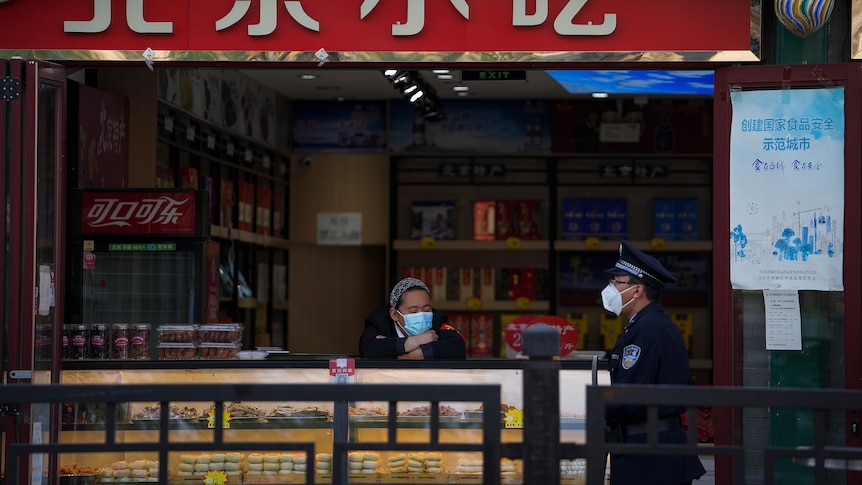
top-left (604, 241), bottom-right (706, 485)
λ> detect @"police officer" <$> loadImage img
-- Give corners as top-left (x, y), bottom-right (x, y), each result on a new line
top-left (601, 241), bottom-right (705, 485)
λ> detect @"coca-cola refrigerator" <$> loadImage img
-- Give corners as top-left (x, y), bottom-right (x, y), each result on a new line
top-left (66, 189), bottom-right (220, 360)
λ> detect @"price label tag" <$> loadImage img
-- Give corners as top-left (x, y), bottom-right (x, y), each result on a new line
top-left (466, 297), bottom-right (482, 311)
top-left (244, 148), bottom-right (253, 164)
top-left (505, 237), bottom-right (522, 250)
top-left (206, 409), bottom-right (231, 429)
top-left (207, 133), bottom-right (216, 150)
top-left (650, 238), bottom-right (667, 250)
top-left (226, 142), bottom-right (234, 156)
top-left (419, 237), bottom-right (436, 249)
top-left (262, 155), bottom-right (271, 169)
top-left (584, 236), bottom-right (601, 250)
top-left (204, 471), bottom-right (227, 485)
top-left (514, 297), bottom-right (532, 311)
top-left (504, 408), bottom-right (524, 428)
top-left (186, 125), bottom-right (196, 142)
top-left (164, 116), bottom-right (173, 133)
top-left (329, 358), bottom-right (355, 384)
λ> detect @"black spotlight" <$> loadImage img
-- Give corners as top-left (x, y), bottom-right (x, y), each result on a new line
top-left (382, 70), bottom-right (445, 121)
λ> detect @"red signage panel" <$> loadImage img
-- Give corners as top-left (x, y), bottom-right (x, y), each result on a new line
top-left (76, 84), bottom-right (130, 188)
top-left (80, 191), bottom-right (198, 235)
top-left (0, 0), bottom-right (751, 54)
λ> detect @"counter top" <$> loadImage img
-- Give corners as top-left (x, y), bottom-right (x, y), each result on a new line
top-left (60, 356), bottom-right (600, 371)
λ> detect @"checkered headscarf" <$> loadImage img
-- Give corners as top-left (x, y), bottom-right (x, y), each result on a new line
top-left (389, 277), bottom-right (430, 308)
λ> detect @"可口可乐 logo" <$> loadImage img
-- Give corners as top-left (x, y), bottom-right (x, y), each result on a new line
top-left (85, 196), bottom-right (191, 228)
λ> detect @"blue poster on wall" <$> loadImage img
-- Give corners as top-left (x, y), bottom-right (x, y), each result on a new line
top-left (729, 87), bottom-right (844, 291)
top-left (292, 100), bottom-right (387, 152)
top-left (390, 99), bottom-right (551, 152)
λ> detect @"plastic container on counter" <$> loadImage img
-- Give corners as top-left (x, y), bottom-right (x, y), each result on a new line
top-left (157, 342), bottom-right (198, 360)
top-left (112, 323), bottom-right (130, 360)
top-left (197, 323), bottom-right (244, 343)
top-left (68, 324), bottom-right (90, 360)
top-left (157, 324), bottom-right (198, 343)
top-left (90, 324), bottom-right (111, 360)
top-left (131, 324), bottom-right (151, 360)
top-left (198, 342), bottom-right (241, 360)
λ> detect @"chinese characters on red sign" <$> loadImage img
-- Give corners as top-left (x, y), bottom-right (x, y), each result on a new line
top-left (0, 0), bottom-right (750, 54)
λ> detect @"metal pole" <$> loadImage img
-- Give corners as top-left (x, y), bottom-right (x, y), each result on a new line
top-left (522, 323), bottom-right (560, 485)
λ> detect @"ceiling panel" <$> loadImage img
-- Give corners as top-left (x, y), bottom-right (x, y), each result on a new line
top-left (240, 68), bottom-right (572, 100)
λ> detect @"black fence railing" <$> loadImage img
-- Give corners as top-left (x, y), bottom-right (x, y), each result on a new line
top-left (6, 373), bottom-right (862, 485)
top-left (2, 383), bottom-right (503, 485)
top-left (585, 384), bottom-right (862, 485)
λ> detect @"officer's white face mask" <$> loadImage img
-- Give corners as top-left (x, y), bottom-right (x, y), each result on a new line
top-left (601, 283), bottom-right (637, 316)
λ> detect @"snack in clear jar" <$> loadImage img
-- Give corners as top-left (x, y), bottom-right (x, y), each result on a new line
top-left (68, 325), bottom-right (90, 360)
top-left (89, 324), bottom-right (111, 360)
top-left (131, 324), bottom-right (151, 360)
top-left (112, 324), bottom-right (130, 360)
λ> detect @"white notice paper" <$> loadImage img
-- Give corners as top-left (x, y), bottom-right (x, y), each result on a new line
top-left (38, 265), bottom-right (51, 316)
top-left (317, 213), bottom-right (362, 246)
top-left (763, 290), bottom-right (802, 350)
top-left (31, 421), bottom-right (43, 485)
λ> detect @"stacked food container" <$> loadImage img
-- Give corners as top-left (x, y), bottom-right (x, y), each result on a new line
top-left (157, 323), bottom-right (243, 360)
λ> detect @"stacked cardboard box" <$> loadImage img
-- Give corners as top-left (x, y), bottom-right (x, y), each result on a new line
top-left (473, 200), bottom-right (542, 240)
top-left (560, 197), bottom-right (627, 240)
top-left (401, 267), bottom-right (549, 303)
top-left (653, 197), bottom-right (698, 240)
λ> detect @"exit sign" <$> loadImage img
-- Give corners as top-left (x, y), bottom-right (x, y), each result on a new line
top-left (461, 70), bottom-right (527, 81)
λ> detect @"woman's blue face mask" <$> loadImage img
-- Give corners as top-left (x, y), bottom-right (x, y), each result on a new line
top-left (396, 310), bottom-right (433, 336)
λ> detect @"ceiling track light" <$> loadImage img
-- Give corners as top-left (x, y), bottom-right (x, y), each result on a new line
top-left (381, 69), bottom-right (445, 121)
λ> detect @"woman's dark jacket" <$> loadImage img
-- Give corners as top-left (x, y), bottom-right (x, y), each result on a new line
top-left (359, 307), bottom-right (466, 359)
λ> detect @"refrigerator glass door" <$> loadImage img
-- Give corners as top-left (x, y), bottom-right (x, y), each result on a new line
top-left (81, 250), bottom-right (197, 325)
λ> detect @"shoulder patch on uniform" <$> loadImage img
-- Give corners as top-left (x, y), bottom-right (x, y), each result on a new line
top-left (622, 344), bottom-right (641, 370)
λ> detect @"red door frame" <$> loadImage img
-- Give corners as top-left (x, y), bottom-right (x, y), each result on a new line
top-left (2, 58), bottom-right (67, 485)
top-left (713, 63), bottom-right (862, 483)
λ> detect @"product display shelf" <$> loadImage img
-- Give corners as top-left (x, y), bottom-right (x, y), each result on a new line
top-left (391, 156), bottom-right (554, 358)
top-left (553, 239), bottom-right (712, 252)
top-left (392, 240), bottom-right (550, 251)
top-left (431, 301), bottom-right (551, 313)
top-left (61, 416), bottom-right (585, 432)
top-left (156, 100), bottom-right (289, 350)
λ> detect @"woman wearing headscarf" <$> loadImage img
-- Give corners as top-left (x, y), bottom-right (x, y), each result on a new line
top-left (359, 277), bottom-right (466, 359)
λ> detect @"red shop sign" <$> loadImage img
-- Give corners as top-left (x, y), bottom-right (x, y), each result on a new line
top-left (0, 0), bottom-right (751, 55)
top-left (80, 191), bottom-right (197, 235)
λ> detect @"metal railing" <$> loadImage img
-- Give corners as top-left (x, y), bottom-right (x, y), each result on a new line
top-left (584, 384), bottom-right (862, 485)
top-left (2, 383), bottom-right (502, 485)
top-left (6, 376), bottom-right (862, 485)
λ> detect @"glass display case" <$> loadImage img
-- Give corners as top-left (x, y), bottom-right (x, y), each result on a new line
top-left (56, 360), bottom-right (605, 484)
